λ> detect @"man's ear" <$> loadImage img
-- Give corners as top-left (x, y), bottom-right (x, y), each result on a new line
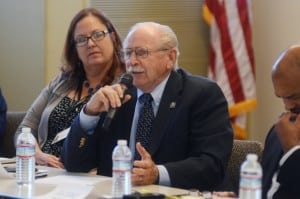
top-left (167, 48), bottom-right (177, 69)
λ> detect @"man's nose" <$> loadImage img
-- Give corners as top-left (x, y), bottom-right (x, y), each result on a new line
top-left (126, 53), bottom-right (139, 65)
top-left (283, 98), bottom-right (297, 111)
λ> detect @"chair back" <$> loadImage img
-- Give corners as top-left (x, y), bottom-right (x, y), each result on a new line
top-left (0, 111), bottom-right (26, 157)
top-left (227, 139), bottom-right (264, 193)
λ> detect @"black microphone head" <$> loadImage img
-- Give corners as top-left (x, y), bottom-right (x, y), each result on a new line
top-left (119, 73), bottom-right (133, 88)
top-left (102, 73), bottom-right (133, 131)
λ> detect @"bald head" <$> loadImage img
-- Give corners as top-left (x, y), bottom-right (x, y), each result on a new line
top-left (272, 45), bottom-right (300, 80)
top-left (272, 44), bottom-right (300, 111)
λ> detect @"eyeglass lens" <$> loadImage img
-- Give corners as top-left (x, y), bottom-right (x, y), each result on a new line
top-left (123, 47), bottom-right (149, 60)
top-left (75, 30), bottom-right (109, 46)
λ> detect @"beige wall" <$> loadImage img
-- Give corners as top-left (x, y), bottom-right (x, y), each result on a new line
top-left (87, 0), bottom-right (209, 77)
top-left (45, 0), bottom-right (86, 83)
top-left (249, 0), bottom-right (300, 143)
top-left (0, 0), bottom-right (45, 111)
top-left (0, 0), bottom-right (85, 110)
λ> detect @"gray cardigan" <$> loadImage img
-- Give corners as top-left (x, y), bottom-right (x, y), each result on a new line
top-left (16, 73), bottom-right (72, 147)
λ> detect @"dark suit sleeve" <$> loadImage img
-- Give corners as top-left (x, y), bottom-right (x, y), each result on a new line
top-left (165, 79), bottom-right (233, 190)
top-left (262, 127), bottom-right (300, 198)
top-left (0, 89), bottom-right (7, 137)
top-left (61, 116), bottom-right (98, 172)
top-left (275, 148), bottom-right (300, 198)
top-left (261, 126), bottom-right (282, 199)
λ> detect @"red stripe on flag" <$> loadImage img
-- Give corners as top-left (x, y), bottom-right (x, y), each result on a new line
top-left (206, 1), bottom-right (245, 103)
top-left (237, 0), bottom-right (255, 74)
top-left (209, 43), bottom-right (216, 78)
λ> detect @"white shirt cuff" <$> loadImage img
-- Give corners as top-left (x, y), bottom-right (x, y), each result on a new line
top-left (157, 165), bottom-right (171, 186)
top-left (79, 108), bottom-right (100, 135)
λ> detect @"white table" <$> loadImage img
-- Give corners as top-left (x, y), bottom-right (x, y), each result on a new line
top-left (0, 165), bottom-right (189, 198)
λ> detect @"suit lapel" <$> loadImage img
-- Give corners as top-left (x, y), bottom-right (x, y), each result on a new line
top-left (148, 70), bottom-right (184, 155)
top-left (123, 88), bottom-right (137, 132)
top-left (113, 87), bottom-right (137, 137)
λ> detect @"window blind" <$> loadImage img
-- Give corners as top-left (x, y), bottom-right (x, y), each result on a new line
top-left (87, 0), bottom-right (208, 75)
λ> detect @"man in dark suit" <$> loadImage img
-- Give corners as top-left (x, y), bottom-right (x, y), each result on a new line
top-left (0, 88), bottom-right (7, 138)
top-left (262, 45), bottom-right (300, 199)
top-left (62, 22), bottom-right (233, 191)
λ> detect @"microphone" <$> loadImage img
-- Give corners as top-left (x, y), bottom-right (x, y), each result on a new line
top-left (102, 73), bottom-right (133, 130)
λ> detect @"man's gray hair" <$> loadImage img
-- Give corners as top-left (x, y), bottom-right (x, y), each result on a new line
top-left (124, 22), bottom-right (180, 66)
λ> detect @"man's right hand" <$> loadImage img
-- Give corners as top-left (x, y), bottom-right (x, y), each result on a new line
top-left (275, 111), bottom-right (300, 153)
top-left (84, 84), bottom-right (131, 116)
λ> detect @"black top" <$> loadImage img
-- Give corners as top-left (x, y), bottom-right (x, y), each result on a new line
top-left (42, 96), bottom-right (89, 157)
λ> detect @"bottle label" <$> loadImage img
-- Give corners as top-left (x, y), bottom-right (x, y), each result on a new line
top-left (16, 144), bottom-right (35, 157)
top-left (112, 159), bottom-right (131, 171)
top-left (240, 172), bottom-right (262, 190)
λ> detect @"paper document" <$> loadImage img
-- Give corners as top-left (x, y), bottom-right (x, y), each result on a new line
top-left (0, 162), bottom-right (14, 179)
top-left (0, 157), bottom-right (16, 164)
top-left (36, 175), bottom-right (109, 186)
top-left (34, 183), bottom-right (93, 199)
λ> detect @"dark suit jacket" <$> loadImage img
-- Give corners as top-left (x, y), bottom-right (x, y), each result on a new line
top-left (0, 88), bottom-right (7, 138)
top-left (262, 126), bottom-right (300, 199)
top-left (62, 69), bottom-right (233, 191)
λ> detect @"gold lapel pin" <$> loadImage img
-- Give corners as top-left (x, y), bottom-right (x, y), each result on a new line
top-left (169, 102), bottom-right (176, 108)
top-left (79, 137), bottom-right (86, 148)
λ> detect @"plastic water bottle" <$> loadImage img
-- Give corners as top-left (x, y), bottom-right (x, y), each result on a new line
top-left (112, 139), bottom-right (132, 198)
top-left (16, 127), bottom-right (36, 186)
top-left (239, 153), bottom-right (262, 199)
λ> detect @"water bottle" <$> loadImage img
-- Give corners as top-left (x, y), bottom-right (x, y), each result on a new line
top-left (239, 153), bottom-right (262, 199)
top-left (16, 127), bottom-right (36, 186)
top-left (112, 139), bottom-right (132, 198)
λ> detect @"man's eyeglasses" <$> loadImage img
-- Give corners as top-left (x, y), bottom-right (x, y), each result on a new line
top-left (74, 29), bottom-right (110, 47)
top-left (121, 47), bottom-right (170, 60)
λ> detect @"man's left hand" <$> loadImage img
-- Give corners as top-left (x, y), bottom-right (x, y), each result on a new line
top-left (131, 142), bottom-right (159, 185)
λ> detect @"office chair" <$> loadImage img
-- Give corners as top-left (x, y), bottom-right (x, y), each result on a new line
top-left (227, 139), bottom-right (264, 193)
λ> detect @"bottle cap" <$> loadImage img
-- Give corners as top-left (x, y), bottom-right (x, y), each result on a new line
top-left (117, 139), bottom-right (127, 146)
top-left (246, 153), bottom-right (258, 162)
top-left (22, 127), bottom-right (31, 133)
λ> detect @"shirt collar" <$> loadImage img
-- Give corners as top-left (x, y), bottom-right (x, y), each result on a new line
top-left (137, 73), bottom-right (171, 106)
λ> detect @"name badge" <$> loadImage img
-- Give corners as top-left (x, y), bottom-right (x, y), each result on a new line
top-left (51, 127), bottom-right (70, 145)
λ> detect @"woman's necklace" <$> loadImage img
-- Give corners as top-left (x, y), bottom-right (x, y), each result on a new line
top-left (84, 80), bottom-right (101, 95)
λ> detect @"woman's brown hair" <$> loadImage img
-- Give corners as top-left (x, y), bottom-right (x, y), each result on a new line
top-left (62, 8), bottom-right (125, 90)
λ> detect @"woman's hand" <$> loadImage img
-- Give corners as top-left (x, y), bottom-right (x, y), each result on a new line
top-left (35, 147), bottom-right (64, 169)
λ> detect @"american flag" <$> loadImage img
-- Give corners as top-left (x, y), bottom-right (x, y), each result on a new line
top-left (203, 0), bottom-right (256, 139)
